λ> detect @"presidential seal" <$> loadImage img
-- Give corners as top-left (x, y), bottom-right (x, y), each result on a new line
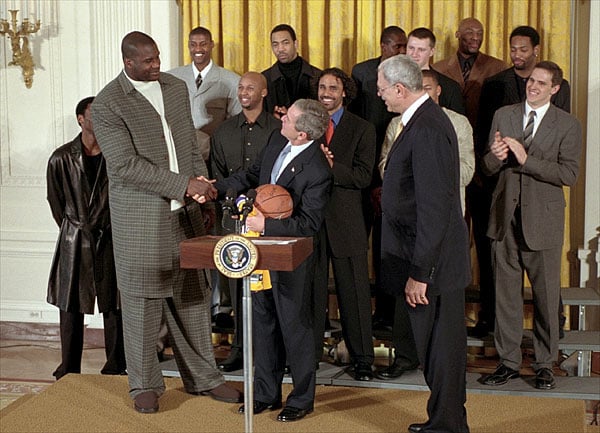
top-left (213, 234), bottom-right (259, 278)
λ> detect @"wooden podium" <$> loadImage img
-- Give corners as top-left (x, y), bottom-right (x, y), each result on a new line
top-left (180, 235), bottom-right (313, 433)
top-left (180, 235), bottom-right (313, 271)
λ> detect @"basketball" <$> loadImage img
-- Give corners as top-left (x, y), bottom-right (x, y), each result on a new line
top-left (254, 184), bottom-right (294, 219)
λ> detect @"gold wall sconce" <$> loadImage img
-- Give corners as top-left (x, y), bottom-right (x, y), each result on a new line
top-left (1, 9), bottom-right (41, 88)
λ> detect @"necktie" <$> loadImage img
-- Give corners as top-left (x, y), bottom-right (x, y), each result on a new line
top-left (394, 120), bottom-right (404, 140)
top-left (270, 144), bottom-right (292, 183)
top-left (195, 74), bottom-right (202, 89)
top-left (523, 110), bottom-right (536, 148)
top-left (462, 60), bottom-right (472, 82)
top-left (325, 118), bottom-right (335, 145)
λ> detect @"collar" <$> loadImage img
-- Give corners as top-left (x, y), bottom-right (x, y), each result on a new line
top-left (193, 59), bottom-right (213, 80)
top-left (401, 93), bottom-right (429, 126)
top-left (330, 107), bottom-right (344, 127)
top-left (124, 70), bottom-right (161, 91)
top-left (290, 139), bottom-right (314, 157)
top-left (236, 110), bottom-right (269, 128)
top-left (525, 101), bottom-right (550, 119)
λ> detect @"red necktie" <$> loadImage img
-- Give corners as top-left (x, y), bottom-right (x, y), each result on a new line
top-left (325, 118), bottom-right (334, 145)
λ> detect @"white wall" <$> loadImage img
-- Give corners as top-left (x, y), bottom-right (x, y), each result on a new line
top-left (0, 0), bottom-right (598, 325)
top-left (0, 0), bottom-right (180, 324)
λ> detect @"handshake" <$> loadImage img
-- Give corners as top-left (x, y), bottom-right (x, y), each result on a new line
top-left (186, 175), bottom-right (218, 204)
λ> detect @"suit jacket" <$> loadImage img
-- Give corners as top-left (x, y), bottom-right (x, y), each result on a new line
top-left (262, 57), bottom-right (321, 114)
top-left (431, 66), bottom-right (466, 115)
top-left (433, 52), bottom-right (508, 128)
top-left (349, 57), bottom-right (399, 149)
top-left (482, 103), bottom-right (582, 251)
top-left (92, 72), bottom-right (209, 297)
top-left (477, 67), bottom-right (571, 155)
top-left (381, 98), bottom-right (470, 296)
top-left (46, 134), bottom-right (118, 314)
top-left (316, 110), bottom-right (376, 257)
top-left (167, 63), bottom-right (241, 135)
top-left (215, 131), bottom-right (332, 239)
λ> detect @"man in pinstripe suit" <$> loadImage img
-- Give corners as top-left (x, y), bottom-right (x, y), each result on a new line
top-left (92, 31), bottom-right (241, 414)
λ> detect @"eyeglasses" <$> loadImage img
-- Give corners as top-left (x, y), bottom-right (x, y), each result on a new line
top-left (377, 83), bottom-right (397, 94)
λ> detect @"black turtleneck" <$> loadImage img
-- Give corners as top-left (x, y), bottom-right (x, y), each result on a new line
top-left (277, 56), bottom-right (303, 103)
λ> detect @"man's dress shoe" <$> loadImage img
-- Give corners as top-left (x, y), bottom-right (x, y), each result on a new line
top-left (218, 354), bottom-right (243, 372)
top-left (483, 364), bottom-right (520, 386)
top-left (353, 362), bottom-right (374, 381)
top-left (276, 406), bottom-right (313, 422)
top-left (197, 383), bottom-right (243, 403)
top-left (535, 368), bottom-right (556, 390)
top-left (375, 359), bottom-right (419, 380)
top-left (134, 391), bottom-right (158, 414)
top-left (238, 400), bottom-right (282, 414)
top-left (408, 423), bottom-right (427, 433)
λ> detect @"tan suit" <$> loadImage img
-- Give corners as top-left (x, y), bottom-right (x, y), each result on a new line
top-left (482, 102), bottom-right (582, 371)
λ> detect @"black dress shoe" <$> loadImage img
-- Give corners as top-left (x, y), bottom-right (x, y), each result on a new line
top-left (375, 358), bottom-right (419, 380)
top-left (471, 320), bottom-right (492, 338)
top-left (276, 406), bottom-right (313, 422)
top-left (535, 367), bottom-right (556, 390)
top-left (408, 422), bottom-right (427, 432)
top-left (483, 364), bottom-right (520, 386)
top-left (238, 400), bottom-right (282, 414)
top-left (218, 353), bottom-right (243, 372)
top-left (352, 362), bottom-right (374, 381)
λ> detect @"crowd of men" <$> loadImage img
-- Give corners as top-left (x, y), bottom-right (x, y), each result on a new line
top-left (46, 17), bottom-right (581, 433)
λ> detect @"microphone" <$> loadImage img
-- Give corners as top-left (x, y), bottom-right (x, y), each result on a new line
top-left (221, 188), bottom-right (237, 232)
top-left (240, 189), bottom-right (256, 219)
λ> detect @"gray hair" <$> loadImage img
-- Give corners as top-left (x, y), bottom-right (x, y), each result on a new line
top-left (293, 99), bottom-right (329, 140)
top-left (378, 54), bottom-right (423, 93)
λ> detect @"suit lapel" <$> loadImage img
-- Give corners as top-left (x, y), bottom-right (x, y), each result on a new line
top-left (386, 98), bottom-right (432, 165)
top-left (276, 142), bottom-right (318, 187)
top-left (530, 105), bottom-right (556, 151)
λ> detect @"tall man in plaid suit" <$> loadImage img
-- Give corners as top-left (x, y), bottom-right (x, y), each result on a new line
top-left (92, 31), bottom-right (241, 414)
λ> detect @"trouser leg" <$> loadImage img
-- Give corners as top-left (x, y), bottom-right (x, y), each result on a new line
top-left (53, 310), bottom-right (84, 380)
top-left (101, 309), bottom-right (127, 374)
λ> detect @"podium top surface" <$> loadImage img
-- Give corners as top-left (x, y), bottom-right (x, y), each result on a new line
top-left (180, 235), bottom-right (313, 272)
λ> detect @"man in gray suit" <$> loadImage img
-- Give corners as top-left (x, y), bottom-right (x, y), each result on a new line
top-left (481, 61), bottom-right (582, 390)
top-left (92, 31), bottom-right (241, 414)
top-left (167, 26), bottom-right (242, 332)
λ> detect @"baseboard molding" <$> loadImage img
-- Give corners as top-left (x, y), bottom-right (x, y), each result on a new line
top-left (0, 301), bottom-right (59, 323)
top-left (0, 321), bottom-right (105, 347)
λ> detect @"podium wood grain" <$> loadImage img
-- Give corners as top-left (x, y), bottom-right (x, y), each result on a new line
top-left (180, 235), bottom-right (313, 271)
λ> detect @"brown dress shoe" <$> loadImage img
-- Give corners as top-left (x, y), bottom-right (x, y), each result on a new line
top-left (134, 391), bottom-right (158, 414)
top-left (198, 383), bottom-right (243, 403)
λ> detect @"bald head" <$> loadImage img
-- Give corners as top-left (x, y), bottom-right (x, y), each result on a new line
top-left (238, 71), bottom-right (268, 111)
top-left (121, 31), bottom-right (157, 60)
top-left (456, 17), bottom-right (484, 56)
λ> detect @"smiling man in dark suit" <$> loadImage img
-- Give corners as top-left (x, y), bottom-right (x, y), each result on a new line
top-left (214, 99), bottom-right (332, 422)
top-left (377, 54), bottom-right (470, 433)
top-left (481, 61), bottom-right (582, 390)
top-left (313, 67), bottom-right (376, 380)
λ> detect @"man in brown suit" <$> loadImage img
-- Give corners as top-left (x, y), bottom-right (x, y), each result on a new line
top-left (433, 17), bottom-right (507, 132)
top-left (92, 31), bottom-right (241, 414)
top-left (481, 62), bottom-right (581, 390)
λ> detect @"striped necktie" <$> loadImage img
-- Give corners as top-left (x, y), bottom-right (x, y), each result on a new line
top-left (195, 74), bottom-right (202, 89)
top-left (462, 60), bottom-right (472, 82)
top-left (523, 110), bottom-right (536, 148)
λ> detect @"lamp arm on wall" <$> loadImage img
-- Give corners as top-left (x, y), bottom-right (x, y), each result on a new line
top-left (1, 10), bottom-right (41, 89)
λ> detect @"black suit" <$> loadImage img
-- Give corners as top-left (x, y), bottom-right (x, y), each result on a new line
top-left (382, 97), bottom-right (470, 433)
top-left (471, 67), bottom-right (571, 329)
top-left (312, 109), bottom-right (375, 366)
top-left (431, 66), bottom-right (466, 115)
top-left (215, 131), bottom-right (332, 410)
top-left (349, 57), bottom-right (399, 325)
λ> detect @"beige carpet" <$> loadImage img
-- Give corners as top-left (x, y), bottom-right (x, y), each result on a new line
top-left (0, 374), bottom-right (587, 432)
